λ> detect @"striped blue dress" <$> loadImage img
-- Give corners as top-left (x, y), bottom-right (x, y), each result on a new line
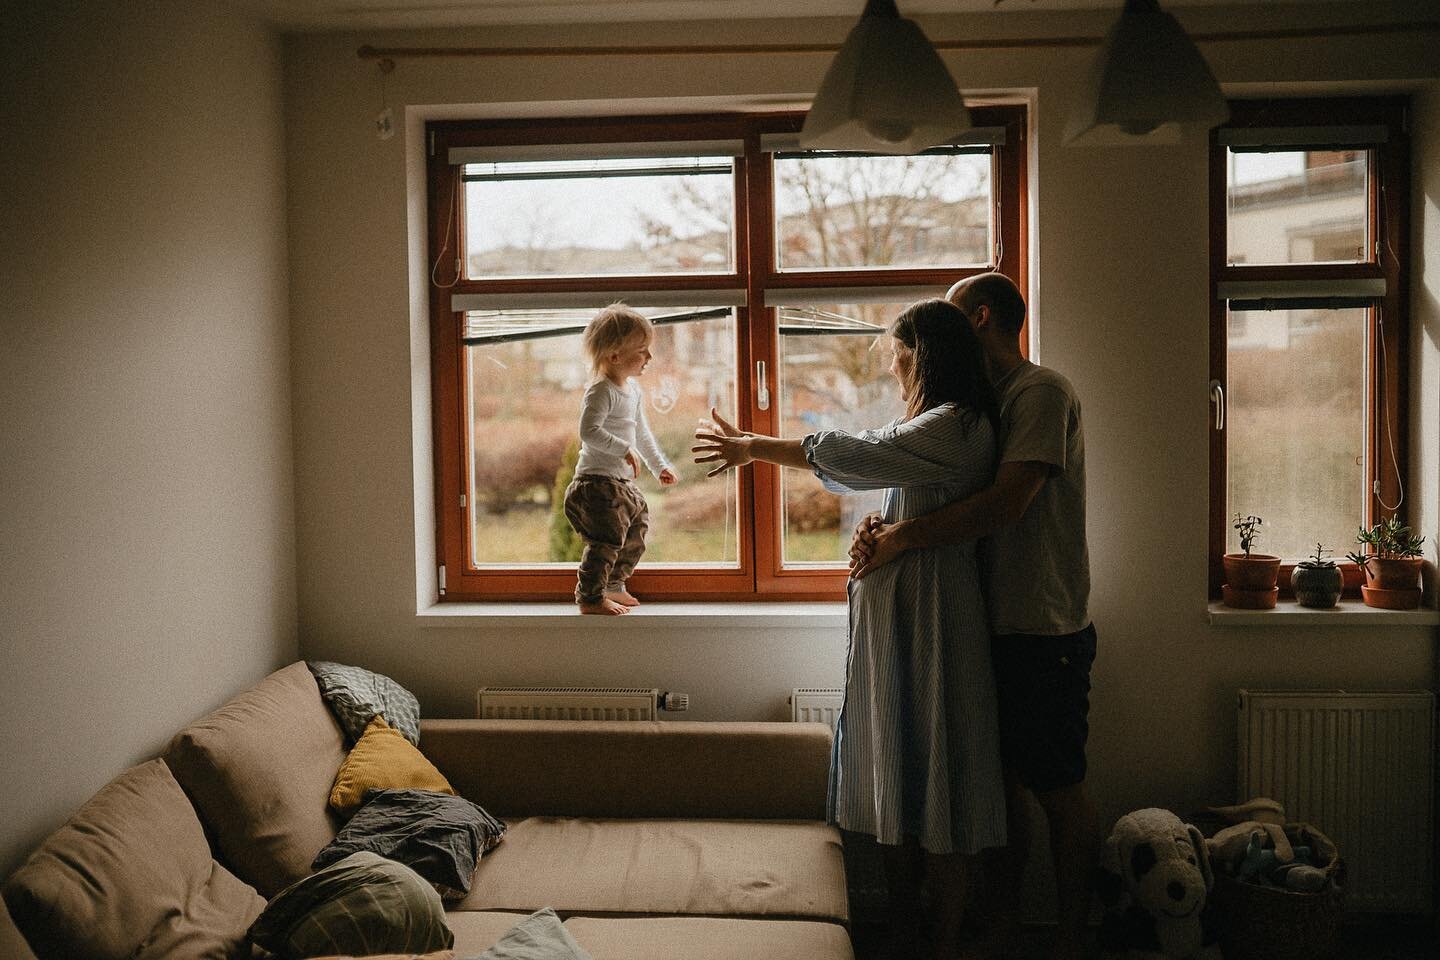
top-left (802, 402), bottom-right (1007, 855)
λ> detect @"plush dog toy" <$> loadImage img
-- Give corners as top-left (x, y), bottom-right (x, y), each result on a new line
top-left (1097, 808), bottom-right (1222, 960)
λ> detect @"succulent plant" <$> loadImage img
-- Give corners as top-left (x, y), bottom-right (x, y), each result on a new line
top-left (1232, 514), bottom-right (1263, 557)
top-left (1345, 517), bottom-right (1426, 566)
top-left (1297, 542), bottom-right (1336, 569)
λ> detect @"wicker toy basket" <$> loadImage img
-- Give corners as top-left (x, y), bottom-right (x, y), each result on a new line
top-left (1208, 823), bottom-right (1344, 960)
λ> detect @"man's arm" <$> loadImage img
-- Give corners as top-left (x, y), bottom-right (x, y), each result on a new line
top-left (849, 460), bottom-right (1049, 579)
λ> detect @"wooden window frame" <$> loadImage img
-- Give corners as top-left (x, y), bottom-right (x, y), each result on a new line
top-left (1208, 97), bottom-right (1409, 600)
top-left (430, 106), bottom-right (1028, 602)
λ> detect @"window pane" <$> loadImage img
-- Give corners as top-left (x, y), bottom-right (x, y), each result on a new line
top-left (465, 307), bottom-right (739, 566)
top-left (773, 153), bottom-right (992, 271)
top-left (775, 303), bottom-right (909, 565)
top-left (464, 157), bottom-right (735, 278)
top-left (1226, 306), bottom-right (1367, 561)
top-left (1226, 150), bottom-right (1369, 265)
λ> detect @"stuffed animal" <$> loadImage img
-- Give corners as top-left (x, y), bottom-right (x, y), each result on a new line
top-left (1207, 820), bottom-right (1293, 874)
top-left (1097, 808), bottom-right (1222, 960)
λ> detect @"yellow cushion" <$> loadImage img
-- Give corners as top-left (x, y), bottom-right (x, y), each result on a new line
top-left (329, 717), bottom-right (455, 815)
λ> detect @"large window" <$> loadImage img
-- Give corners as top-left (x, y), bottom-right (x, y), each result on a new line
top-left (1209, 98), bottom-right (1409, 597)
top-left (429, 108), bottom-right (1027, 601)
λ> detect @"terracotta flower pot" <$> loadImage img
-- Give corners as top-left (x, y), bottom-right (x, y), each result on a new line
top-left (1360, 584), bottom-right (1422, 610)
top-left (1360, 556), bottom-right (1423, 591)
top-left (1223, 553), bottom-right (1281, 591)
top-left (1291, 564), bottom-right (1342, 609)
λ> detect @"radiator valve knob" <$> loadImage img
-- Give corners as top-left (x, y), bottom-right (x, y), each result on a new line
top-left (661, 692), bottom-right (690, 712)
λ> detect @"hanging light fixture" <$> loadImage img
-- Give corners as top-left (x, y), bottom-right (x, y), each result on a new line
top-left (1065, 0), bottom-right (1228, 143)
top-left (799, 0), bottom-right (971, 155)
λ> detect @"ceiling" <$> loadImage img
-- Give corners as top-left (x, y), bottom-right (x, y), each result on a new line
top-left (234, 0), bottom-right (1383, 32)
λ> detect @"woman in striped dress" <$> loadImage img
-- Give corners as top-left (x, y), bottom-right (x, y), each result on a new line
top-left (693, 299), bottom-right (1005, 957)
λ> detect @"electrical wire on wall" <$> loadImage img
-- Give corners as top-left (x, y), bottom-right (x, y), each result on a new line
top-left (1373, 177), bottom-right (1403, 512)
top-left (431, 168), bottom-right (461, 289)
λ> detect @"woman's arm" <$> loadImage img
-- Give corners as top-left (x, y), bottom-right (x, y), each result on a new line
top-left (804, 404), bottom-right (990, 492)
top-left (692, 409), bottom-right (808, 476)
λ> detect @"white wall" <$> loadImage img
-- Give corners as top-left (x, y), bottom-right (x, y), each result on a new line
top-left (282, 6), bottom-right (1439, 918)
top-left (0, 1), bottom-right (296, 877)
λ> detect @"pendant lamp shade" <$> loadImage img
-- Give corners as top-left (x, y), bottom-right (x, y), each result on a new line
top-left (1065, 0), bottom-right (1228, 143)
top-left (799, 0), bottom-right (971, 155)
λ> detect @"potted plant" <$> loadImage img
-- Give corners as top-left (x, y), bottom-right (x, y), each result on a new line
top-left (1346, 517), bottom-right (1426, 610)
top-left (1222, 514), bottom-right (1281, 609)
top-left (1291, 543), bottom-right (1342, 609)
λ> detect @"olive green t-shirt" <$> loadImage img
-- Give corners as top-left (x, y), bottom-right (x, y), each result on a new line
top-left (986, 360), bottom-right (1090, 636)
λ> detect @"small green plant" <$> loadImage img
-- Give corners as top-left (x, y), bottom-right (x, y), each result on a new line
top-left (1298, 542), bottom-right (1336, 569)
top-left (1233, 514), bottom-right (1263, 557)
top-left (547, 437), bottom-right (584, 563)
top-left (1346, 517), bottom-right (1426, 565)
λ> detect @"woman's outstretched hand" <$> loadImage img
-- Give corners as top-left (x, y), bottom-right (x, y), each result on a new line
top-left (692, 408), bottom-right (753, 477)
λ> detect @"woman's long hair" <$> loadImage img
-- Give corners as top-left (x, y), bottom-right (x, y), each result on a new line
top-left (889, 298), bottom-right (1000, 435)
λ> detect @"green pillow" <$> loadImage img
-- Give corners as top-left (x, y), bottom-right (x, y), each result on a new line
top-left (247, 851), bottom-right (454, 958)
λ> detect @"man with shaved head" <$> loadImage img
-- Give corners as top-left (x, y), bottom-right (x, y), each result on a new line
top-left (851, 272), bottom-right (1098, 960)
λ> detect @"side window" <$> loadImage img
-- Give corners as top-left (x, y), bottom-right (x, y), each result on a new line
top-left (1209, 98), bottom-right (1408, 594)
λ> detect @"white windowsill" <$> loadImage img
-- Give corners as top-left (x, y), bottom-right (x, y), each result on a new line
top-left (417, 601), bottom-right (849, 629)
top-left (1209, 600), bottom-right (1440, 626)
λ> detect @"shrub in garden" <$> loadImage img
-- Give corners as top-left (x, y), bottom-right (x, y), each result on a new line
top-left (548, 438), bottom-right (583, 562)
top-left (473, 427), bottom-right (570, 514)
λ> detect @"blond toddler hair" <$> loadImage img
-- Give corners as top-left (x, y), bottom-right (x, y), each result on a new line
top-left (582, 303), bottom-right (652, 375)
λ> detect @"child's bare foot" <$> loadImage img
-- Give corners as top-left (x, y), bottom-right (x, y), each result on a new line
top-left (578, 598), bottom-right (630, 615)
top-left (605, 589), bottom-right (640, 606)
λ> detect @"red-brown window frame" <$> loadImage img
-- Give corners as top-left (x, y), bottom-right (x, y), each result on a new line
top-left (429, 105), bottom-right (1028, 602)
top-left (1208, 97), bottom-right (1409, 600)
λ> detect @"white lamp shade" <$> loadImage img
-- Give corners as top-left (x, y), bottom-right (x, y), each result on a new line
top-left (1065, 0), bottom-right (1228, 143)
top-left (800, 0), bottom-right (972, 155)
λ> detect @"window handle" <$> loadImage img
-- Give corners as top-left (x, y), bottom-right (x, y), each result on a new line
top-left (1209, 379), bottom-right (1225, 430)
top-left (756, 360), bottom-right (770, 411)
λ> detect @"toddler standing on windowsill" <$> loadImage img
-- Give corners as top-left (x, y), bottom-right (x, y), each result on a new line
top-left (564, 304), bottom-right (678, 615)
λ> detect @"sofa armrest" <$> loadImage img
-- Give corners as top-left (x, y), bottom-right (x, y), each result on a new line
top-left (419, 720), bottom-right (832, 820)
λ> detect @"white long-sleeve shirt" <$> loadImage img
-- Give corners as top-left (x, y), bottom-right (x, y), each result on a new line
top-left (574, 378), bottom-right (672, 481)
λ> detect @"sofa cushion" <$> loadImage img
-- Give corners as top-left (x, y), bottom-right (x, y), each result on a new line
top-left (420, 720), bottom-right (831, 820)
top-left (247, 851), bottom-right (454, 958)
top-left (452, 817), bottom-right (847, 922)
top-left (445, 911), bottom-right (536, 955)
top-left (303, 917), bottom-right (534, 960)
top-left (563, 916), bottom-right (855, 960)
top-left (165, 661), bottom-right (348, 896)
top-left (1, 759), bottom-right (265, 960)
top-left (329, 717), bottom-right (456, 816)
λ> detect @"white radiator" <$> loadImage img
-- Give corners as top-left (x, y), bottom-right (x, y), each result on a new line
top-left (791, 687), bottom-right (845, 730)
top-left (1236, 689), bottom-right (1435, 914)
top-left (476, 686), bottom-right (658, 721)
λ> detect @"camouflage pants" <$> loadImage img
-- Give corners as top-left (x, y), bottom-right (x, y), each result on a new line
top-left (563, 474), bottom-right (650, 603)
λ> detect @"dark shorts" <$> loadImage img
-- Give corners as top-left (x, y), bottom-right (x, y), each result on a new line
top-left (990, 623), bottom-right (1097, 794)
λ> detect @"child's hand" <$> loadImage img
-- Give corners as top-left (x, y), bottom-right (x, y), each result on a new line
top-left (624, 449), bottom-right (640, 477)
top-left (659, 468), bottom-right (678, 486)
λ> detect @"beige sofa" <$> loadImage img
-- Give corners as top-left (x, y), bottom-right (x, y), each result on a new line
top-left (2, 662), bottom-right (852, 959)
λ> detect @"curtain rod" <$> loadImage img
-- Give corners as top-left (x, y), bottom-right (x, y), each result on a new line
top-left (357, 20), bottom-right (1436, 60)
